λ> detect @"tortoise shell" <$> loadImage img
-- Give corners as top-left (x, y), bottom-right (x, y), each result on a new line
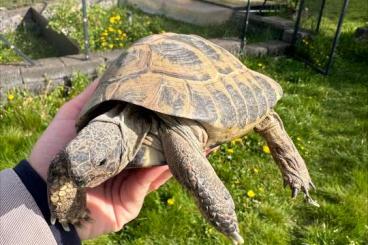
top-left (78, 33), bottom-right (283, 146)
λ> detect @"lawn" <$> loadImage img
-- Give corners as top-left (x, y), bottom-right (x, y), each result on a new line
top-left (0, 0), bottom-right (367, 244)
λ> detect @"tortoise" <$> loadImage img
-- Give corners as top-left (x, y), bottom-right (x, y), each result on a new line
top-left (47, 32), bottom-right (318, 244)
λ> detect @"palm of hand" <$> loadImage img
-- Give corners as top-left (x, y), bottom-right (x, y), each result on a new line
top-left (29, 80), bottom-right (171, 240)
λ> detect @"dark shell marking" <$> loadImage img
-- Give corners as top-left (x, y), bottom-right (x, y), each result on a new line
top-left (170, 34), bottom-right (220, 60)
top-left (225, 83), bottom-right (249, 128)
top-left (206, 84), bottom-right (237, 128)
top-left (159, 85), bottom-right (186, 114)
top-left (253, 75), bottom-right (279, 107)
top-left (151, 42), bottom-right (202, 66)
top-left (190, 90), bottom-right (218, 123)
top-left (235, 81), bottom-right (259, 123)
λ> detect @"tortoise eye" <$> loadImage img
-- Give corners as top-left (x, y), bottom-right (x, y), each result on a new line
top-left (98, 159), bottom-right (107, 166)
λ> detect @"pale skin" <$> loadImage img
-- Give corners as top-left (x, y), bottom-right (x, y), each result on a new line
top-left (28, 80), bottom-right (173, 240)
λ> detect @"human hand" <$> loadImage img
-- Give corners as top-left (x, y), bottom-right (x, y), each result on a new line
top-left (28, 80), bottom-right (172, 240)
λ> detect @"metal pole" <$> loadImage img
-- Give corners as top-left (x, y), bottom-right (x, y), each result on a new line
top-left (290, 0), bottom-right (305, 49)
top-left (82, 0), bottom-right (90, 60)
top-left (259, 0), bottom-right (268, 14)
top-left (324, 0), bottom-right (349, 75)
top-left (0, 34), bottom-right (36, 66)
top-left (240, 0), bottom-right (251, 50)
top-left (315, 0), bottom-right (326, 33)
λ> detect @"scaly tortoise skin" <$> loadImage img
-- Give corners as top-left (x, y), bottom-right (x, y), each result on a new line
top-left (47, 33), bottom-right (318, 244)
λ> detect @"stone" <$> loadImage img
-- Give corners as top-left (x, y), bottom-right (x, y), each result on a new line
top-left (119, 0), bottom-right (234, 26)
top-left (203, 0), bottom-right (282, 8)
top-left (243, 44), bottom-right (268, 57)
top-left (21, 57), bottom-right (67, 92)
top-left (282, 28), bottom-right (310, 43)
top-left (249, 14), bottom-right (294, 32)
top-left (60, 54), bottom-right (105, 78)
top-left (259, 40), bottom-right (290, 55)
top-left (0, 65), bottom-right (23, 92)
top-left (210, 38), bottom-right (241, 55)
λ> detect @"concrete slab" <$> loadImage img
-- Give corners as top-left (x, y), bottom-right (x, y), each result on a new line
top-left (203, 0), bottom-right (284, 8)
top-left (282, 28), bottom-right (310, 43)
top-left (210, 38), bottom-right (241, 55)
top-left (0, 65), bottom-right (23, 92)
top-left (244, 44), bottom-right (268, 57)
top-left (250, 14), bottom-right (294, 31)
top-left (257, 40), bottom-right (289, 55)
top-left (20, 57), bottom-right (67, 92)
top-left (120, 0), bottom-right (234, 26)
top-left (60, 54), bottom-right (105, 77)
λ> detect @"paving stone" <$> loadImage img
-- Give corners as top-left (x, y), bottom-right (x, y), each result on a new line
top-left (256, 40), bottom-right (290, 55)
top-left (203, 0), bottom-right (283, 8)
top-left (60, 54), bottom-right (105, 77)
top-left (0, 65), bottom-right (23, 92)
top-left (282, 28), bottom-right (310, 43)
top-left (250, 14), bottom-right (294, 32)
top-left (21, 57), bottom-right (67, 92)
top-left (96, 49), bottom-right (125, 65)
top-left (243, 44), bottom-right (268, 57)
top-left (210, 38), bottom-right (241, 55)
top-left (120, 0), bottom-right (233, 26)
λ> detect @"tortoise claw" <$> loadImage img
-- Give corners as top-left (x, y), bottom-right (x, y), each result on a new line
top-left (61, 222), bottom-right (71, 232)
top-left (310, 181), bottom-right (316, 190)
top-left (230, 231), bottom-right (244, 244)
top-left (291, 187), bottom-right (299, 198)
top-left (50, 215), bottom-right (56, 225)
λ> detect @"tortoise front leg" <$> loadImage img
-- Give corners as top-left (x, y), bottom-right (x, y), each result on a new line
top-left (47, 151), bottom-right (90, 231)
top-left (254, 111), bottom-right (319, 206)
top-left (161, 124), bottom-right (244, 244)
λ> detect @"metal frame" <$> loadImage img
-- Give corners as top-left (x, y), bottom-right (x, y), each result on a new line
top-left (290, 0), bottom-right (350, 75)
top-left (0, 34), bottom-right (36, 66)
top-left (82, 0), bottom-right (90, 60)
top-left (240, 0), bottom-right (251, 49)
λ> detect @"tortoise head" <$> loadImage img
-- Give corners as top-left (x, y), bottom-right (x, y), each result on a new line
top-left (65, 121), bottom-right (122, 188)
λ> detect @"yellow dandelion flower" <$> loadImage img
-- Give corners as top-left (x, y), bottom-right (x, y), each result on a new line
top-left (253, 168), bottom-right (259, 174)
top-left (101, 41), bottom-right (108, 47)
top-left (226, 148), bottom-right (234, 155)
top-left (7, 94), bottom-right (14, 101)
top-left (231, 138), bottom-right (242, 145)
top-left (108, 26), bottom-right (115, 32)
top-left (108, 44), bottom-right (114, 49)
top-left (262, 145), bottom-right (271, 154)
top-left (115, 15), bottom-right (121, 21)
top-left (109, 17), bottom-right (115, 24)
top-left (167, 198), bottom-right (175, 206)
top-left (247, 190), bottom-right (256, 198)
top-left (117, 29), bottom-right (122, 34)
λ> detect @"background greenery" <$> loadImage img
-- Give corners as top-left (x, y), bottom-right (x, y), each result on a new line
top-left (0, 0), bottom-right (367, 244)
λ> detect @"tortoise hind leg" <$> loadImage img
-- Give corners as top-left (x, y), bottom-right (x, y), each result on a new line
top-left (160, 123), bottom-right (244, 244)
top-left (254, 111), bottom-right (319, 206)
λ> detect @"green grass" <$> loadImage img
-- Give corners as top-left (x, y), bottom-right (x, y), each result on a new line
top-left (1, 1), bottom-right (367, 244)
top-left (0, 26), bottom-right (59, 64)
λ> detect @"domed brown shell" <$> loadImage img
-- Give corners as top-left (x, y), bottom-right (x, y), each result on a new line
top-left (78, 33), bottom-right (283, 144)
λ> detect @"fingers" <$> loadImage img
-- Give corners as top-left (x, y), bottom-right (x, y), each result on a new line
top-left (148, 169), bottom-right (172, 193)
top-left (108, 166), bottom-right (171, 226)
top-left (71, 79), bottom-right (100, 109)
